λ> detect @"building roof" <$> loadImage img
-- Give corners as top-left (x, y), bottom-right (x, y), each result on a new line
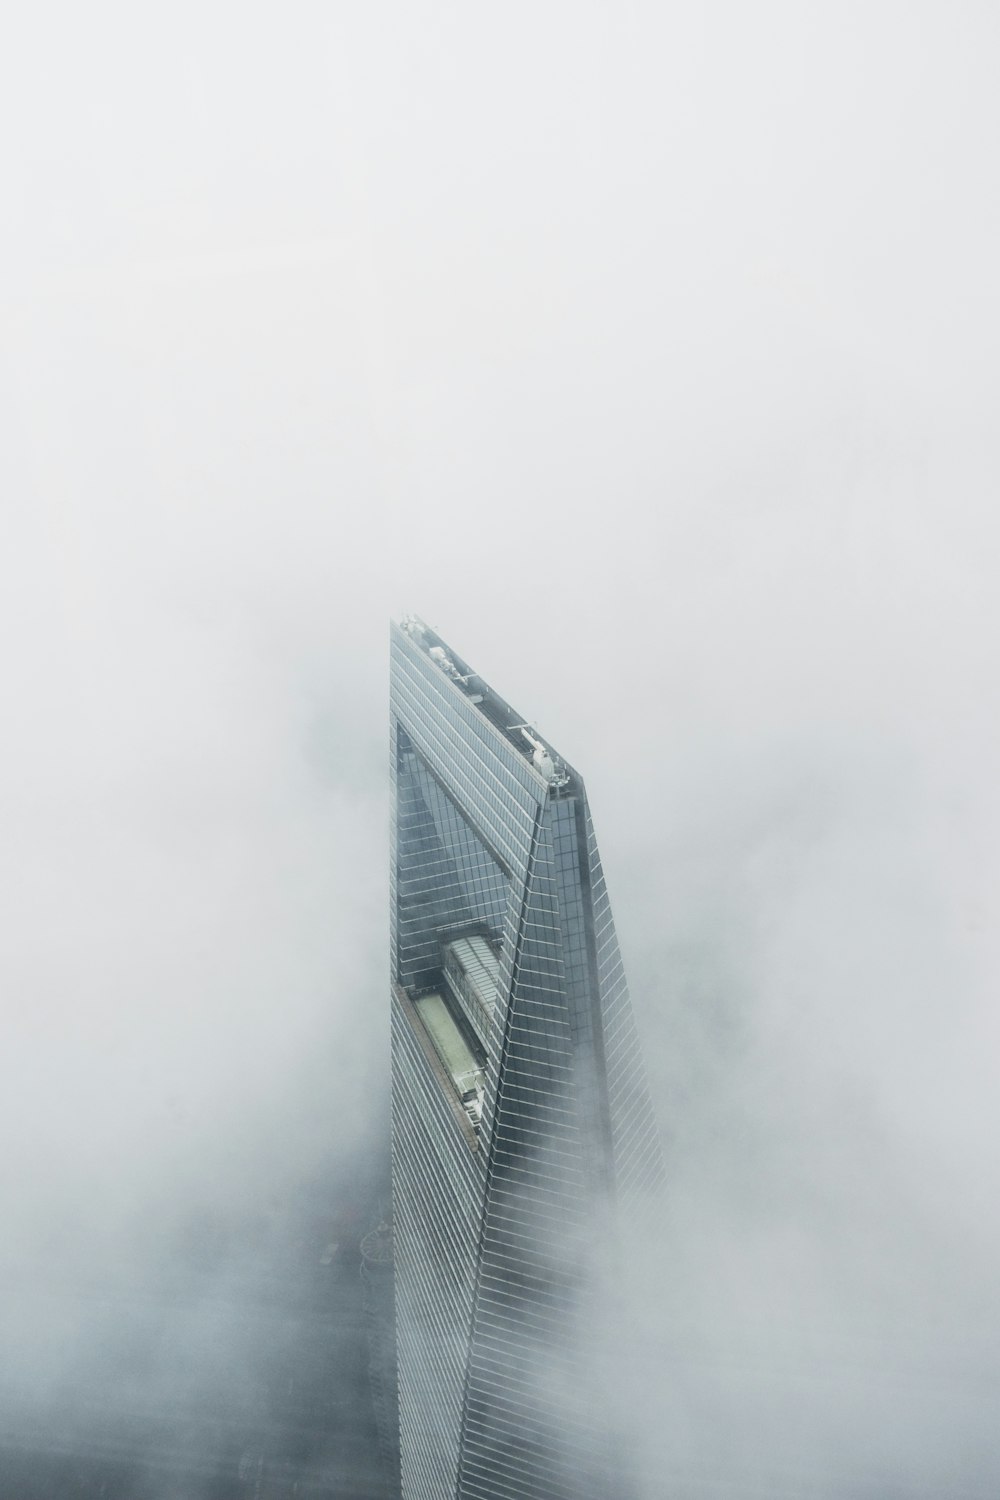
top-left (413, 993), bottom-right (484, 1102)
top-left (395, 615), bottom-right (576, 793)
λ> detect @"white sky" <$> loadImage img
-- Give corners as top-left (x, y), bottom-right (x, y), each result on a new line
top-left (2, 4), bottom-right (999, 1494)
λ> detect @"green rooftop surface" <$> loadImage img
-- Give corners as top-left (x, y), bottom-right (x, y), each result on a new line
top-left (414, 993), bottom-right (483, 1097)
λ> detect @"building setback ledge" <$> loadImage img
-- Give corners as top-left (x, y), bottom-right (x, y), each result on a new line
top-left (392, 982), bottom-right (480, 1153)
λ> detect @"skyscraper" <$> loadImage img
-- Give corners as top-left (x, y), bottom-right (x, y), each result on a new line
top-left (390, 617), bottom-right (663, 1500)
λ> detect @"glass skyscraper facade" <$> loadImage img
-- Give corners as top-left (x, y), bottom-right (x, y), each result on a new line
top-left (390, 617), bottom-right (662, 1500)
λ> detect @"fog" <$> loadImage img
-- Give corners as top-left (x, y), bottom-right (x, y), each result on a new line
top-left (3, 3), bottom-right (999, 1495)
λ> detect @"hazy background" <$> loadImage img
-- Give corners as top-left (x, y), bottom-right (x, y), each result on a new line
top-left (3, 3), bottom-right (999, 1495)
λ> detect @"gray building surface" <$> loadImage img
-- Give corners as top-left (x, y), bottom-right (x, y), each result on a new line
top-left (390, 617), bottom-right (663, 1500)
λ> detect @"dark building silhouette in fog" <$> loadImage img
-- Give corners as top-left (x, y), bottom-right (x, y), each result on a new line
top-left (390, 617), bottom-right (663, 1500)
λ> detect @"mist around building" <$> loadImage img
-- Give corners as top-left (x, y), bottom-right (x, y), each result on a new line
top-left (6, 5), bottom-right (1000, 1497)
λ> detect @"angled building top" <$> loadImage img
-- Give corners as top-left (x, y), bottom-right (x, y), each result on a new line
top-left (396, 613), bottom-right (576, 794)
